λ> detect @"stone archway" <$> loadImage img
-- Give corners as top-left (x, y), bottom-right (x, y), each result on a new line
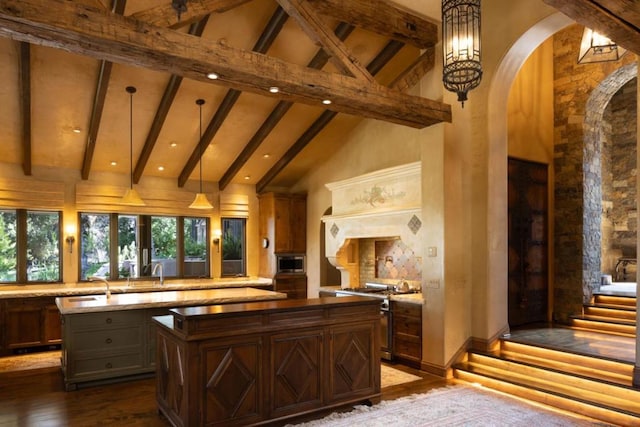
top-left (583, 64), bottom-right (638, 296)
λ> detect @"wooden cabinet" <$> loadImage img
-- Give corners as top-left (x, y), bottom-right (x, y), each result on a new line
top-left (0, 297), bottom-right (61, 354)
top-left (61, 308), bottom-right (167, 390)
top-left (392, 301), bottom-right (422, 367)
top-left (155, 297), bottom-right (380, 426)
top-left (274, 274), bottom-right (307, 299)
top-left (259, 193), bottom-right (307, 278)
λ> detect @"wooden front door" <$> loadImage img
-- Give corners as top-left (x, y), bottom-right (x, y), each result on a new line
top-left (508, 158), bottom-right (549, 327)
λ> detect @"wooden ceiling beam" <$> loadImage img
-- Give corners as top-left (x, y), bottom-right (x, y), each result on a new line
top-left (390, 46), bottom-right (435, 92)
top-left (133, 16), bottom-right (209, 184)
top-left (0, 0), bottom-right (451, 129)
top-left (177, 6), bottom-right (289, 188)
top-left (81, 0), bottom-right (126, 180)
top-left (543, 0), bottom-right (640, 54)
top-left (305, 0), bottom-right (438, 49)
top-left (276, 0), bottom-right (374, 82)
top-left (19, 42), bottom-right (31, 176)
top-left (218, 22), bottom-right (355, 191)
top-left (131, 0), bottom-right (251, 29)
top-left (256, 40), bottom-right (405, 193)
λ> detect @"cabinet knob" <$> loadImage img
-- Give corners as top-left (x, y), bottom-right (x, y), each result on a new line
top-left (106, 318), bottom-right (112, 324)
top-left (105, 338), bottom-right (112, 344)
top-left (106, 363), bottom-right (113, 369)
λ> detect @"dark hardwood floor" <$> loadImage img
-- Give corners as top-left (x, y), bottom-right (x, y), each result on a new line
top-left (0, 357), bottom-right (449, 427)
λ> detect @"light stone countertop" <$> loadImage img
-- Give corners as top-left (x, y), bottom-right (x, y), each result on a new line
top-left (56, 287), bottom-right (287, 314)
top-left (0, 277), bottom-right (273, 299)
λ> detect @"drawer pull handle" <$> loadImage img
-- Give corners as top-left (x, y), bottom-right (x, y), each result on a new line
top-left (105, 338), bottom-right (112, 344)
top-left (106, 318), bottom-right (112, 324)
top-left (106, 363), bottom-right (113, 369)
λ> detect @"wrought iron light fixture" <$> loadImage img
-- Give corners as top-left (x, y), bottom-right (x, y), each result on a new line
top-left (442, 0), bottom-right (482, 107)
top-left (577, 27), bottom-right (627, 64)
top-left (189, 99), bottom-right (214, 210)
top-left (172, 0), bottom-right (188, 21)
top-left (121, 86), bottom-right (146, 206)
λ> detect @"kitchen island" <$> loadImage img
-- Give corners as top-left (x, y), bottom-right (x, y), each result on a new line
top-left (56, 287), bottom-right (285, 390)
top-left (154, 296), bottom-right (381, 427)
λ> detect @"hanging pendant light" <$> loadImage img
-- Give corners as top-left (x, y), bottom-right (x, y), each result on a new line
top-left (577, 27), bottom-right (627, 64)
top-left (189, 98), bottom-right (213, 210)
top-left (121, 86), bottom-right (145, 206)
top-left (442, 0), bottom-right (482, 107)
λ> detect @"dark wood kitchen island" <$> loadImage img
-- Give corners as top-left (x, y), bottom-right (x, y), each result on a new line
top-left (153, 296), bottom-right (381, 427)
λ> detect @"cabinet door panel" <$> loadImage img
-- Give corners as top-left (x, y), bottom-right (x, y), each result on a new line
top-left (44, 304), bottom-right (62, 345)
top-left (200, 339), bottom-right (263, 426)
top-left (5, 304), bottom-right (43, 348)
top-left (274, 197), bottom-right (291, 253)
top-left (271, 330), bottom-right (323, 417)
top-left (329, 323), bottom-right (378, 401)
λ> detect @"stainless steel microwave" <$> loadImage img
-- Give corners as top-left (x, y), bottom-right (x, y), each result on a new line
top-left (276, 255), bottom-right (305, 274)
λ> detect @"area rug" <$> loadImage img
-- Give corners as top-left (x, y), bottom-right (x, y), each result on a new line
top-left (0, 350), bottom-right (60, 375)
top-left (287, 385), bottom-right (609, 426)
top-left (380, 364), bottom-right (422, 388)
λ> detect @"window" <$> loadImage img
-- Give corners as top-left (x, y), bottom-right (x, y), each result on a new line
top-left (79, 213), bottom-right (209, 281)
top-left (0, 209), bottom-right (61, 283)
top-left (221, 217), bottom-right (246, 277)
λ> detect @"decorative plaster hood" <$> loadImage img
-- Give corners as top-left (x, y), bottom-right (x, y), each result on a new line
top-left (322, 162), bottom-right (423, 287)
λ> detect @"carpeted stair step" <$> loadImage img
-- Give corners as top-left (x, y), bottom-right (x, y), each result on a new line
top-left (570, 316), bottom-right (636, 337)
top-left (499, 340), bottom-right (634, 386)
top-left (453, 364), bottom-right (640, 427)
top-left (592, 294), bottom-right (637, 309)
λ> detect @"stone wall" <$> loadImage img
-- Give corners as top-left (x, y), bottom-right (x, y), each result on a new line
top-left (602, 79), bottom-right (638, 280)
top-left (552, 24), bottom-right (636, 321)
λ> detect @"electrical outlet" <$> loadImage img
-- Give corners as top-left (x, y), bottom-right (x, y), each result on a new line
top-left (428, 247), bottom-right (437, 257)
top-left (427, 279), bottom-right (440, 288)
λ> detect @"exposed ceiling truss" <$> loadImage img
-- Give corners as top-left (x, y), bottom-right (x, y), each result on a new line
top-left (0, 0), bottom-right (448, 191)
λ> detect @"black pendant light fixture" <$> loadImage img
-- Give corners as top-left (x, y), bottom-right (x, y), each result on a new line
top-left (189, 98), bottom-right (213, 210)
top-left (121, 86), bottom-right (145, 206)
top-left (442, 0), bottom-right (482, 107)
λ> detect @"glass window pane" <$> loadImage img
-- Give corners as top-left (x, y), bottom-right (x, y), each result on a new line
top-left (151, 216), bottom-right (177, 278)
top-left (118, 215), bottom-right (139, 279)
top-left (27, 211), bottom-right (60, 282)
top-left (222, 218), bottom-right (246, 277)
top-left (0, 210), bottom-right (17, 282)
top-left (184, 217), bottom-right (208, 277)
top-left (80, 213), bottom-right (110, 280)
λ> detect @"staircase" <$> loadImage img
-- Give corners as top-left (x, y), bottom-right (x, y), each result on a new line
top-left (570, 293), bottom-right (636, 337)
top-left (453, 293), bottom-right (639, 426)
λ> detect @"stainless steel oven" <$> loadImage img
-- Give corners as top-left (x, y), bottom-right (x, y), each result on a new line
top-left (276, 255), bottom-right (305, 274)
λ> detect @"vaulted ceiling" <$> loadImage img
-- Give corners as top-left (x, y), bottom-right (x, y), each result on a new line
top-left (0, 0), bottom-right (449, 193)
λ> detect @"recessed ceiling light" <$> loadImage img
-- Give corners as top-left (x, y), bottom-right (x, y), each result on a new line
top-left (158, 166), bottom-right (165, 171)
top-left (269, 86), bottom-right (279, 93)
top-left (169, 141), bottom-right (177, 148)
top-left (263, 153), bottom-right (270, 158)
top-left (244, 175), bottom-right (251, 180)
top-left (206, 72), bottom-right (219, 80)
top-left (322, 99), bottom-right (332, 105)
top-left (72, 127), bottom-right (81, 134)
top-left (110, 161), bottom-right (117, 166)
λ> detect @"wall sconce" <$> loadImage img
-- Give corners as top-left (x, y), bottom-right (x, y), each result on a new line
top-left (442, 0), bottom-right (482, 107)
top-left (213, 229), bottom-right (222, 253)
top-left (65, 224), bottom-right (77, 254)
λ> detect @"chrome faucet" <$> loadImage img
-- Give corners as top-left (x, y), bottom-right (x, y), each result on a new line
top-left (152, 263), bottom-right (164, 286)
top-left (88, 276), bottom-right (111, 299)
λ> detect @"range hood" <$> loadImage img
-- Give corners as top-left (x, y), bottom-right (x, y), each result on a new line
top-left (321, 162), bottom-right (422, 288)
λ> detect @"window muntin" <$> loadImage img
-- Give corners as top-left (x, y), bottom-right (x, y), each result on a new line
top-left (221, 217), bottom-right (246, 277)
